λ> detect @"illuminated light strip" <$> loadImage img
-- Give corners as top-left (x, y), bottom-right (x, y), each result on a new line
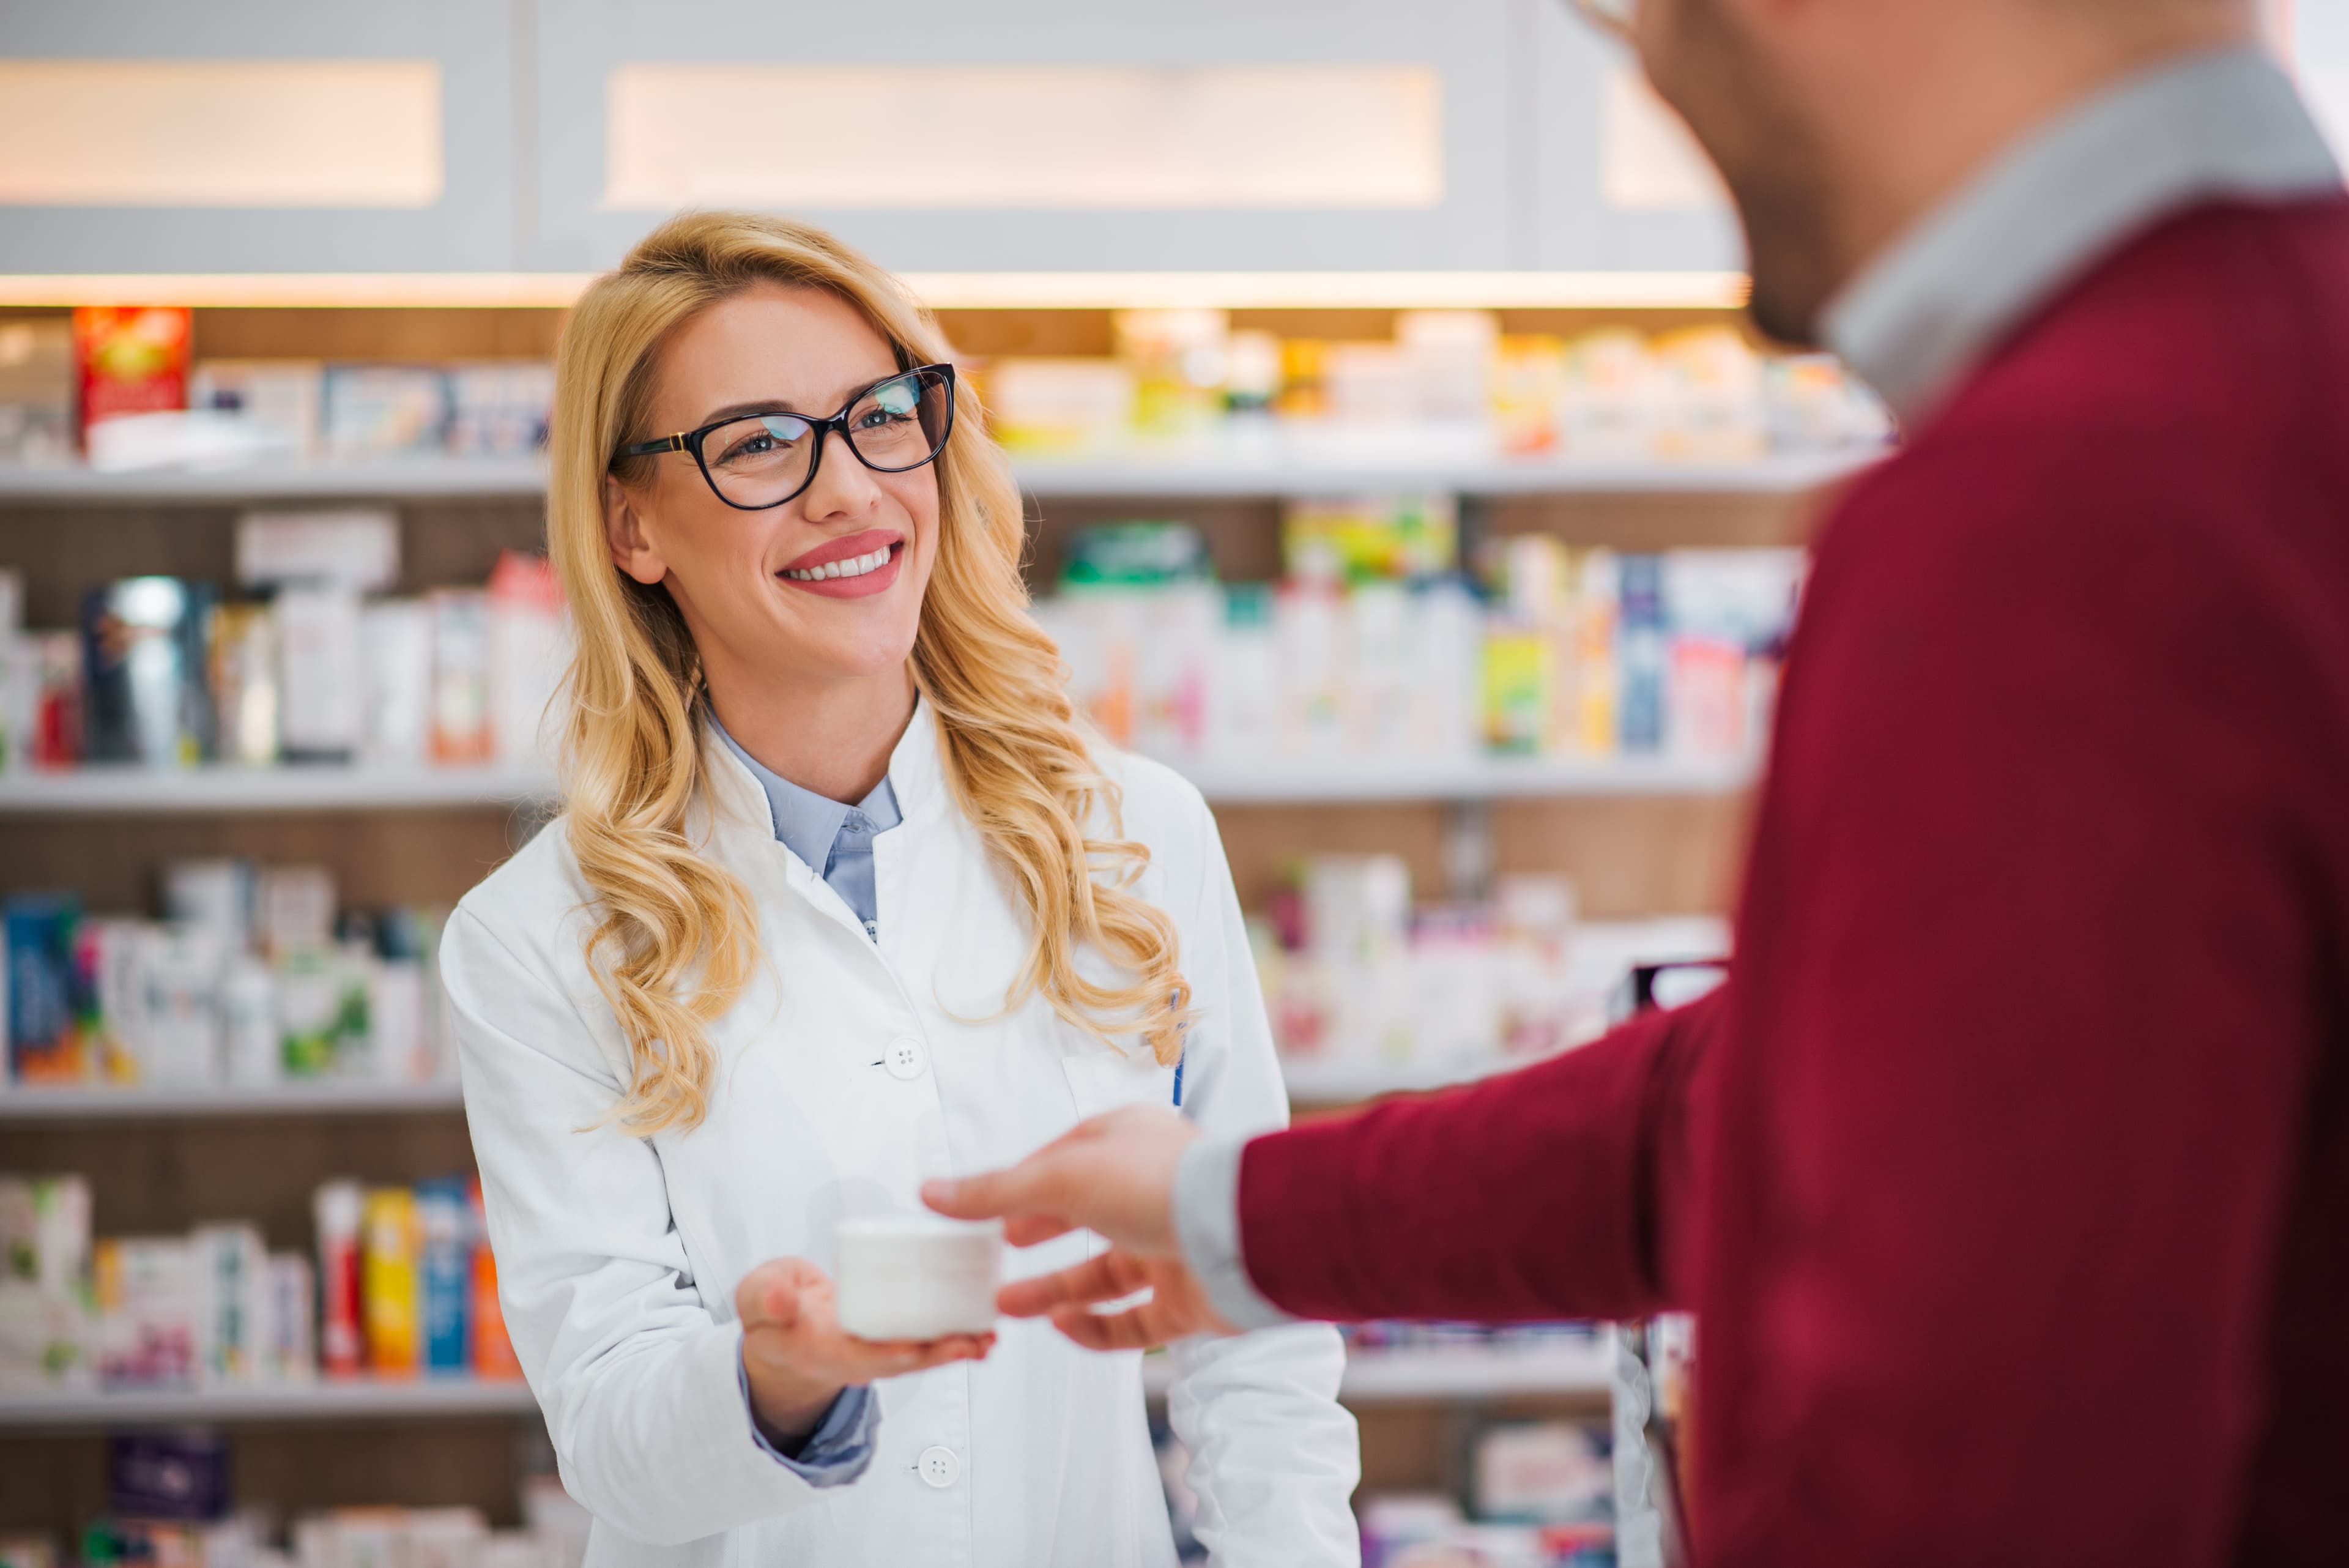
top-left (0, 270), bottom-right (1751, 311)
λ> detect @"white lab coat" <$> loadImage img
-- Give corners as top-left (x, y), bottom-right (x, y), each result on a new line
top-left (441, 700), bottom-right (1360, 1568)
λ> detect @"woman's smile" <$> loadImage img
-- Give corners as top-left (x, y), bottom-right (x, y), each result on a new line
top-left (775, 527), bottom-right (906, 598)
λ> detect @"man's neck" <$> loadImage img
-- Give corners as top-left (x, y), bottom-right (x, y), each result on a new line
top-left (1818, 10), bottom-right (2261, 310)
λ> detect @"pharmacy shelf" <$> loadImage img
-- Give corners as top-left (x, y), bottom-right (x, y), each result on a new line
top-left (0, 752), bottom-right (1751, 816)
top-left (1143, 1342), bottom-right (1612, 1403)
top-left (1014, 446), bottom-right (1872, 499)
top-left (0, 448), bottom-right (1874, 505)
top-left (0, 762), bottom-right (557, 814)
top-left (0, 1375), bottom-right (538, 1430)
top-left (0, 458), bottom-right (548, 503)
top-left (0, 1080), bottom-right (465, 1122)
top-left (1181, 752), bottom-right (1755, 804)
top-left (0, 1347), bottom-right (1607, 1429)
top-left (1280, 1055), bottom-right (1526, 1104)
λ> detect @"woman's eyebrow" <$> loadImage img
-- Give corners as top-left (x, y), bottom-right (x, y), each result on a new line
top-left (695, 372), bottom-right (900, 429)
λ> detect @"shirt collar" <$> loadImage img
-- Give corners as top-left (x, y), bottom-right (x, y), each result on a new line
top-left (707, 708), bottom-right (904, 875)
top-left (1822, 46), bottom-right (2341, 427)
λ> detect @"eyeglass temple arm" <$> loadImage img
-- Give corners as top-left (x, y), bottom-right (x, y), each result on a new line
top-left (617, 434), bottom-right (689, 457)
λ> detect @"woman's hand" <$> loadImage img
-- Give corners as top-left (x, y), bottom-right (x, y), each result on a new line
top-left (734, 1257), bottom-right (996, 1444)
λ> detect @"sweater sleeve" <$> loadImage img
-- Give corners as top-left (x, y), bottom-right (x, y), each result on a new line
top-left (1235, 986), bottom-right (1721, 1324)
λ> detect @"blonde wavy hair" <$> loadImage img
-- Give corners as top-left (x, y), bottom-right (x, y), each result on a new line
top-left (549, 210), bottom-right (1189, 1134)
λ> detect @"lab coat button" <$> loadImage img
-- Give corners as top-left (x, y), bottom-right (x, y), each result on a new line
top-left (885, 1037), bottom-right (926, 1080)
top-left (918, 1444), bottom-right (961, 1488)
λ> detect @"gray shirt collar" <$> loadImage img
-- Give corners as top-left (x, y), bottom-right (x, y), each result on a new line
top-left (1822, 46), bottom-right (2341, 426)
top-left (707, 709), bottom-right (903, 877)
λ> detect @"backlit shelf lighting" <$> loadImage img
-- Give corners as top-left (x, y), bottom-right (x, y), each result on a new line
top-left (0, 270), bottom-right (1751, 312)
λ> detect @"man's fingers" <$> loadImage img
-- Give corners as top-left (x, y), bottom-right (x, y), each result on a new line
top-left (1048, 1302), bottom-right (1176, 1353)
top-left (1003, 1215), bottom-right (1077, 1249)
top-left (923, 1114), bottom-right (1123, 1222)
top-left (922, 1165), bottom-right (1054, 1224)
top-left (996, 1251), bottom-right (1152, 1319)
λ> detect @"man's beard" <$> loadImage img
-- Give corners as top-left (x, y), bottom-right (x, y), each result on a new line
top-left (1724, 162), bottom-right (1844, 349)
top-left (1644, 0), bottom-right (1844, 347)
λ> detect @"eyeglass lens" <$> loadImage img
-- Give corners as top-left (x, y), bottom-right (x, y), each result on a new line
top-left (700, 367), bottom-right (952, 508)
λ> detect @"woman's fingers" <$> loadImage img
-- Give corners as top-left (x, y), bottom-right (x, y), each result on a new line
top-left (1047, 1301), bottom-right (1181, 1353)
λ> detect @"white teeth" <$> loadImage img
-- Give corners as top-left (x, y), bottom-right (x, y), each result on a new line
top-left (785, 544), bottom-right (894, 583)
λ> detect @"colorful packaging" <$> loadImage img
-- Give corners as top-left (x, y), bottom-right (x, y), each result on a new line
top-left (6, 892), bottom-right (86, 1083)
top-left (360, 599), bottom-right (432, 765)
top-left (72, 307), bottom-right (191, 444)
top-left (1282, 495), bottom-right (1457, 585)
top-left (221, 956), bottom-right (281, 1087)
top-left (1616, 553), bottom-right (1668, 753)
top-left (0, 1176), bottom-right (93, 1390)
top-left (190, 1222), bottom-right (267, 1386)
top-left (273, 583), bottom-right (364, 760)
top-left (257, 865), bottom-right (336, 959)
top-left (428, 589), bottom-right (493, 764)
top-left (78, 577), bottom-right (218, 767)
top-left (486, 552), bottom-right (567, 770)
top-left (93, 1236), bottom-right (196, 1388)
top-left (1482, 625), bottom-right (1556, 755)
top-left (0, 317), bottom-right (75, 466)
top-left (361, 1186), bottom-right (420, 1377)
top-left (415, 1178), bottom-right (470, 1374)
top-left (321, 364), bottom-right (450, 457)
top-left (0, 631), bottom-right (83, 770)
top-left (105, 1429), bottom-right (233, 1522)
top-left (265, 1251), bottom-right (316, 1381)
top-left (467, 1178), bottom-right (520, 1379)
top-left (314, 1180), bottom-right (366, 1378)
top-left (1568, 551), bottom-right (1620, 757)
top-left (207, 602), bottom-right (280, 766)
top-left (445, 361), bottom-right (554, 457)
top-left (188, 359), bottom-right (322, 456)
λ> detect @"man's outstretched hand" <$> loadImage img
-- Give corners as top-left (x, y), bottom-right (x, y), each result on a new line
top-left (921, 1105), bottom-right (1241, 1346)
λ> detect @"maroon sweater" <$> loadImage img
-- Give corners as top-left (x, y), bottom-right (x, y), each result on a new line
top-left (1238, 196), bottom-right (2349, 1566)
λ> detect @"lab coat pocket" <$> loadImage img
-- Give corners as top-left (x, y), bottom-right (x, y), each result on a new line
top-left (1059, 1044), bottom-right (1178, 1120)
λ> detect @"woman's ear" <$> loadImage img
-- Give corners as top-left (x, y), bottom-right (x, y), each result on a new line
top-left (606, 477), bottom-right (669, 586)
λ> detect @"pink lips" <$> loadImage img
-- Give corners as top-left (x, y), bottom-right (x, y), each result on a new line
top-left (777, 528), bottom-right (905, 600)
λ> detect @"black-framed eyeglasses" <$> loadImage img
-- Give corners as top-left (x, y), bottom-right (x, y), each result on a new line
top-left (614, 363), bottom-right (957, 511)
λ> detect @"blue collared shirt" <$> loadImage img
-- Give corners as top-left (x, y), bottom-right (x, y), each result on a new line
top-left (708, 708), bottom-right (903, 1481)
top-left (711, 712), bottom-right (903, 940)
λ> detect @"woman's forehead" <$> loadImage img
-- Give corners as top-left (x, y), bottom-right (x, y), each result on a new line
top-left (655, 283), bottom-right (899, 423)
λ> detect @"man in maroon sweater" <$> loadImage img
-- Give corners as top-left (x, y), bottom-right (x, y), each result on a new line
top-left (929, 1), bottom-right (2349, 1562)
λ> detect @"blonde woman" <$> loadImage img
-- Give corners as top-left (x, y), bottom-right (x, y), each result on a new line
top-left (441, 210), bottom-right (1359, 1568)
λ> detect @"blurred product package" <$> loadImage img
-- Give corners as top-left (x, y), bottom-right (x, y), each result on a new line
top-left (0, 1168), bottom-right (516, 1394)
top-left (446, 361), bottom-right (555, 458)
top-left (2, 516), bottom-right (568, 775)
top-left (0, 1175), bottom-right (93, 1391)
top-left (190, 360), bottom-right (323, 456)
top-left (80, 577), bottom-right (218, 767)
top-left (978, 309), bottom-right (1888, 463)
top-left (0, 320), bottom-right (75, 467)
top-left (6, 854), bottom-right (456, 1091)
top-left (58, 1490), bottom-right (590, 1568)
top-left (1031, 512), bottom-right (1800, 771)
top-left (1253, 852), bottom-right (1727, 1082)
top-left (72, 307), bottom-right (191, 445)
top-left (322, 365), bottom-right (450, 458)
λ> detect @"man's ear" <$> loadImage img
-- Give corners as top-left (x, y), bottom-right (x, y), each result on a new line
top-left (605, 477), bottom-right (668, 586)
